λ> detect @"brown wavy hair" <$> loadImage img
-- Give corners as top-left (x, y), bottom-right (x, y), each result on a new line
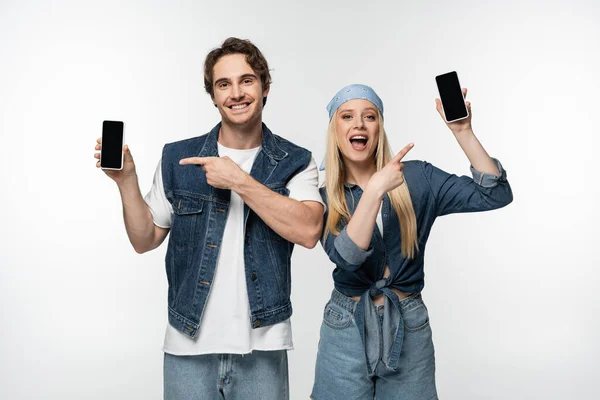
top-left (204, 37), bottom-right (272, 106)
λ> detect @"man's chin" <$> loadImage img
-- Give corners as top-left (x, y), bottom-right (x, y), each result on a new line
top-left (224, 111), bottom-right (261, 127)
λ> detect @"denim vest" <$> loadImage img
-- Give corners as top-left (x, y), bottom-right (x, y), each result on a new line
top-left (161, 122), bottom-right (312, 338)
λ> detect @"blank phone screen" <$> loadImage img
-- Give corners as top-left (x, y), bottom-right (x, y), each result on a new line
top-left (435, 71), bottom-right (468, 122)
top-left (101, 121), bottom-right (124, 169)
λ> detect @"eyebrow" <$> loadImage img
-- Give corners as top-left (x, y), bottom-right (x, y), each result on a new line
top-left (214, 73), bottom-right (258, 86)
top-left (339, 107), bottom-right (378, 114)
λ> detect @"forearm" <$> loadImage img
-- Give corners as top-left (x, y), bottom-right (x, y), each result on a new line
top-left (345, 185), bottom-right (381, 250)
top-left (235, 175), bottom-right (322, 248)
top-left (117, 177), bottom-right (160, 253)
top-left (453, 129), bottom-right (499, 176)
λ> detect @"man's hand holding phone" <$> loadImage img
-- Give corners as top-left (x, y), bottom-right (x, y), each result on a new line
top-left (94, 139), bottom-right (137, 186)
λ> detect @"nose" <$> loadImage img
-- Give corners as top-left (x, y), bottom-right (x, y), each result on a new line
top-left (354, 117), bottom-right (366, 130)
top-left (230, 83), bottom-right (244, 101)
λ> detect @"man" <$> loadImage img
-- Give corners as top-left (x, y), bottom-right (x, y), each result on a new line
top-left (94, 37), bottom-right (324, 399)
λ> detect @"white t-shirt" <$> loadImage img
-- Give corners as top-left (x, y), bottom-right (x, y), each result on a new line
top-left (144, 143), bottom-right (324, 355)
top-left (376, 202), bottom-right (383, 236)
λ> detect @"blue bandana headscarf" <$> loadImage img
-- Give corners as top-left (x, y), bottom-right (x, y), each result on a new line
top-left (326, 84), bottom-right (384, 121)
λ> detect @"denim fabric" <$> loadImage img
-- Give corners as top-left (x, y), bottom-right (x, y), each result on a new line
top-left (311, 290), bottom-right (437, 400)
top-left (161, 122), bottom-right (312, 338)
top-left (320, 158), bottom-right (512, 374)
top-left (323, 158), bottom-right (512, 283)
top-left (164, 350), bottom-right (288, 400)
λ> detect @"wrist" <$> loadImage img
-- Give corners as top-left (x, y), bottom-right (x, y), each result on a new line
top-left (365, 181), bottom-right (385, 200)
top-left (452, 127), bottom-right (474, 137)
top-left (233, 171), bottom-right (252, 194)
top-left (117, 174), bottom-right (139, 191)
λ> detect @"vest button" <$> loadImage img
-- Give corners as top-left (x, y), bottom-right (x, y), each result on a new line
top-left (253, 320), bottom-right (261, 328)
top-left (251, 273), bottom-right (257, 281)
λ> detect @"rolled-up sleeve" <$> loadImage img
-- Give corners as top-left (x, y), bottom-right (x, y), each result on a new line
top-left (421, 158), bottom-right (513, 217)
top-left (319, 189), bottom-right (371, 272)
top-left (470, 158), bottom-right (507, 188)
top-left (333, 228), bottom-right (373, 267)
top-left (321, 226), bottom-right (372, 272)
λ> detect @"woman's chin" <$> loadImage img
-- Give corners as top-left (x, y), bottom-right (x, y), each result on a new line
top-left (342, 153), bottom-right (375, 166)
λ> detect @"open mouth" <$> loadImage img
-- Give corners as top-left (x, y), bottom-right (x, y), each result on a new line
top-left (349, 134), bottom-right (368, 151)
top-left (229, 103), bottom-right (250, 113)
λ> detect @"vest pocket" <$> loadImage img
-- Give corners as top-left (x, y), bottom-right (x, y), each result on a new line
top-left (173, 193), bottom-right (204, 215)
top-left (171, 193), bottom-right (204, 247)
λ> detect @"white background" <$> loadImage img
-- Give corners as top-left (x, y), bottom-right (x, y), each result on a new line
top-left (1, 0), bottom-right (599, 399)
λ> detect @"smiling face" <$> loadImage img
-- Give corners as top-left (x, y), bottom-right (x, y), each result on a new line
top-left (334, 99), bottom-right (381, 166)
top-left (211, 53), bottom-right (270, 128)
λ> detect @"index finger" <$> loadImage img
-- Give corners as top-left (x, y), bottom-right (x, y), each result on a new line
top-left (179, 156), bottom-right (213, 165)
top-left (392, 143), bottom-right (414, 163)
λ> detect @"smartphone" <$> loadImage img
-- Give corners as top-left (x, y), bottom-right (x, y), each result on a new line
top-left (435, 71), bottom-right (469, 123)
top-left (100, 120), bottom-right (125, 170)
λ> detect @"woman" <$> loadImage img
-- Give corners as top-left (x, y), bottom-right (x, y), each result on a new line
top-left (311, 84), bottom-right (513, 399)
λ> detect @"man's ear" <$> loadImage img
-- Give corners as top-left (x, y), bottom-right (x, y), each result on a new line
top-left (262, 86), bottom-right (270, 107)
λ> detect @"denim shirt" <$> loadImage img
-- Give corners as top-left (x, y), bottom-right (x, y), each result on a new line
top-left (161, 122), bottom-right (312, 338)
top-left (320, 158), bottom-right (513, 375)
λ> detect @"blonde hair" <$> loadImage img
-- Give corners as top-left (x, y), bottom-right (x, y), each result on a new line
top-left (323, 110), bottom-right (418, 259)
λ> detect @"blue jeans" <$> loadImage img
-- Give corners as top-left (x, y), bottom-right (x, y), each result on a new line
top-left (311, 290), bottom-right (437, 399)
top-left (164, 350), bottom-right (288, 400)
